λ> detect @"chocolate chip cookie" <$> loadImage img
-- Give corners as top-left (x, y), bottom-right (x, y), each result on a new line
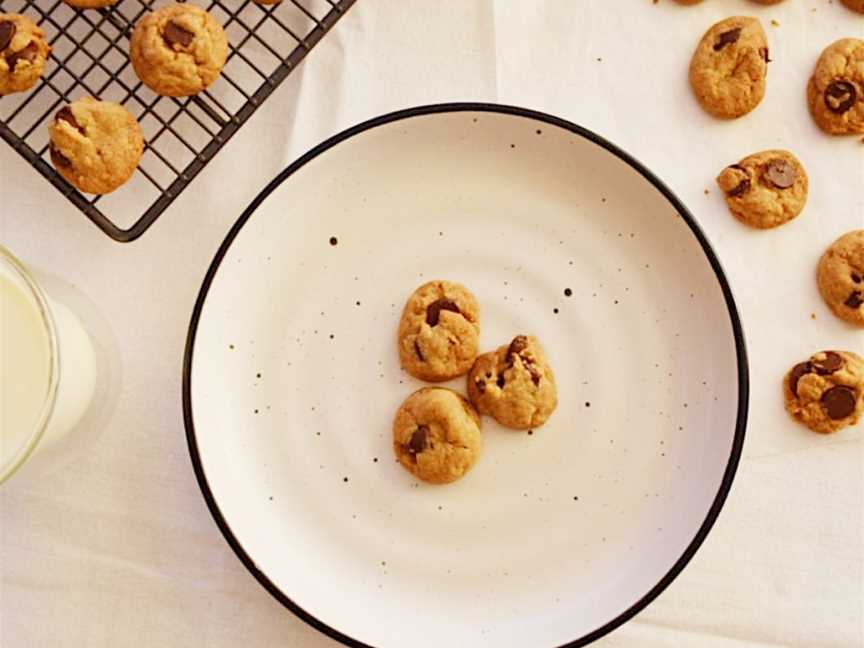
top-left (467, 335), bottom-right (558, 430)
top-left (784, 351), bottom-right (864, 434)
top-left (48, 98), bottom-right (144, 195)
top-left (840, 0), bottom-right (864, 14)
top-left (130, 4), bottom-right (228, 97)
top-left (393, 387), bottom-right (482, 485)
top-left (817, 230), bottom-right (864, 326)
top-left (716, 150), bottom-right (808, 229)
top-left (689, 16), bottom-right (769, 119)
top-left (807, 39), bottom-right (864, 135)
top-left (0, 14), bottom-right (50, 96)
top-left (398, 280), bottom-right (480, 382)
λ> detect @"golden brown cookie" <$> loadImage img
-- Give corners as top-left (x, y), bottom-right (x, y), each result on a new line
top-left (784, 351), bottom-right (864, 434)
top-left (0, 14), bottom-right (50, 96)
top-left (397, 280), bottom-right (480, 382)
top-left (467, 335), bottom-right (558, 430)
top-left (48, 98), bottom-right (144, 195)
top-left (817, 230), bottom-right (864, 326)
top-left (807, 39), bottom-right (864, 135)
top-left (393, 388), bottom-right (482, 485)
top-left (62, 0), bottom-right (118, 8)
top-left (130, 4), bottom-right (228, 97)
top-left (689, 16), bottom-right (769, 119)
top-left (840, 0), bottom-right (864, 14)
top-left (716, 150), bottom-right (807, 229)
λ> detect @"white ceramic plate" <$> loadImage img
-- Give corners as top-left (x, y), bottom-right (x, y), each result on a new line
top-left (183, 104), bottom-right (748, 648)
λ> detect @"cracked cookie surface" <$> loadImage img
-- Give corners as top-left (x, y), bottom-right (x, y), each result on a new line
top-left (817, 230), bottom-right (864, 326)
top-left (716, 150), bottom-right (808, 229)
top-left (398, 280), bottom-right (480, 382)
top-left (48, 97), bottom-right (144, 195)
top-left (467, 335), bottom-right (557, 430)
top-left (0, 14), bottom-right (50, 96)
top-left (689, 16), bottom-right (769, 119)
top-left (807, 38), bottom-right (864, 135)
top-left (130, 3), bottom-right (228, 97)
top-left (784, 351), bottom-right (864, 434)
top-left (393, 387), bottom-right (482, 485)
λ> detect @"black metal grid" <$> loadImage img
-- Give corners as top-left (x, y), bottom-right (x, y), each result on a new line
top-left (0, 0), bottom-right (355, 242)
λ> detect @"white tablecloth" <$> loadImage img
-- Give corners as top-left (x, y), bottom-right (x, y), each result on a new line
top-left (2, 1), bottom-right (862, 646)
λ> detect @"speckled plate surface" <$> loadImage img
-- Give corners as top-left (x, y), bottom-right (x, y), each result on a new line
top-left (183, 104), bottom-right (748, 648)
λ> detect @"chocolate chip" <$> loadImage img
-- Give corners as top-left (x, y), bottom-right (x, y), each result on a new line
top-left (407, 425), bottom-right (429, 454)
top-left (725, 165), bottom-right (751, 197)
top-left (852, 272), bottom-right (862, 284)
top-left (6, 41), bottom-right (38, 70)
top-left (789, 362), bottom-right (812, 397)
top-left (55, 106), bottom-right (84, 134)
top-left (49, 144), bottom-right (72, 168)
top-left (425, 299), bottom-right (460, 326)
top-left (163, 21), bottom-right (195, 48)
top-left (475, 379), bottom-right (486, 394)
top-left (496, 374), bottom-right (505, 389)
top-left (824, 80), bottom-right (857, 115)
top-left (0, 20), bottom-right (15, 52)
top-left (812, 351), bottom-right (844, 375)
top-left (413, 340), bottom-right (424, 362)
top-left (713, 28), bottom-right (742, 51)
top-left (820, 385), bottom-right (857, 420)
top-left (845, 291), bottom-right (863, 309)
top-left (760, 47), bottom-right (771, 63)
top-left (507, 335), bottom-right (529, 360)
top-left (526, 365), bottom-right (541, 387)
top-left (764, 159), bottom-right (796, 189)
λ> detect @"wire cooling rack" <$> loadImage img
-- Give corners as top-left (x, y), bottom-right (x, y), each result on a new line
top-left (0, 0), bottom-right (355, 242)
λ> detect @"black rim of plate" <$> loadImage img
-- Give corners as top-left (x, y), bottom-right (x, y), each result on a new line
top-left (182, 102), bottom-right (750, 648)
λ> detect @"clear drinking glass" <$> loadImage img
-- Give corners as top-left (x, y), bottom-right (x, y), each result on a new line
top-left (0, 245), bottom-right (97, 483)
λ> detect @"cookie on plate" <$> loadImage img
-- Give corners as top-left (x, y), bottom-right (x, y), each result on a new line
top-left (393, 387), bottom-right (482, 485)
top-left (784, 351), bottom-right (864, 434)
top-left (467, 335), bottom-right (558, 430)
top-left (130, 3), bottom-right (228, 97)
top-left (397, 280), bottom-right (480, 382)
top-left (807, 39), bottom-right (864, 135)
top-left (689, 16), bottom-right (769, 119)
top-left (715, 150), bottom-right (807, 229)
top-left (840, 0), bottom-right (864, 14)
top-left (0, 14), bottom-right (51, 96)
top-left (62, 0), bottom-right (119, 8)
top-left (817, 230), bottom-right (864, 326)
top-left (48, 98), bottom-right (144, 195)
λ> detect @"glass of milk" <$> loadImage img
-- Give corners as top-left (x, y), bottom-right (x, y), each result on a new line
top-left (0, 245), bottom-right (97, 484)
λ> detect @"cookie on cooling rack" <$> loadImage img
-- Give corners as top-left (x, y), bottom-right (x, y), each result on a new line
top-left (0, 13), bottom-right (51, 96)
top-left (130, 3), bottom-right (228, 97)
top-left (48, 97), bottom-right (144, 195)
